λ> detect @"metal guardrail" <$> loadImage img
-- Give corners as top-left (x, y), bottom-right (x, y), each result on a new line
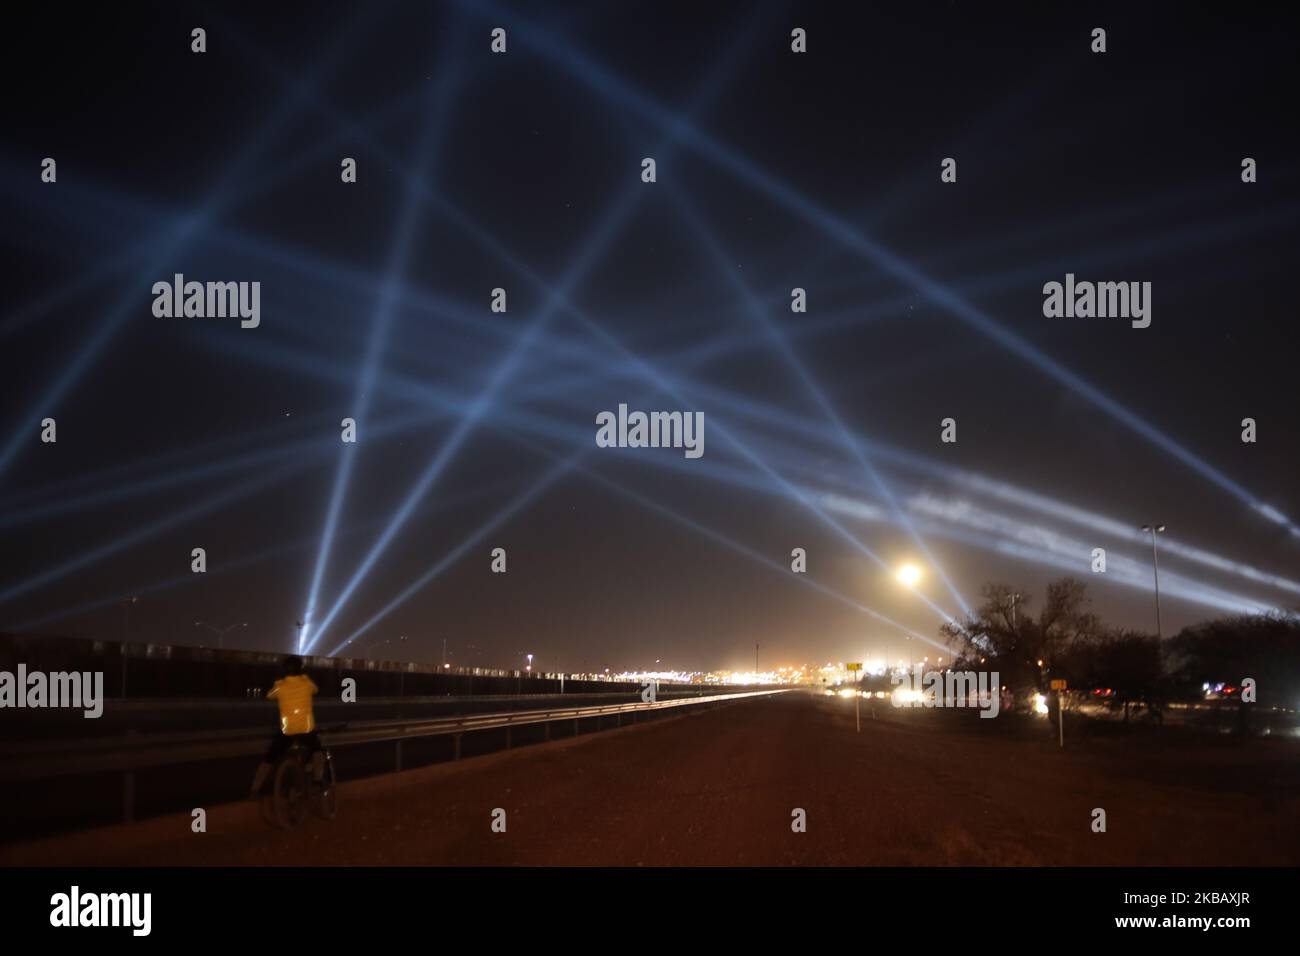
top-left (1, 689), bottom-right (793, 783)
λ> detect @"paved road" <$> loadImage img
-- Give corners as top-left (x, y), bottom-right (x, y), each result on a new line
top-left (5, 692), bottom-right (1298, 865)
top-left (0, 690), bottom-right (720, 739)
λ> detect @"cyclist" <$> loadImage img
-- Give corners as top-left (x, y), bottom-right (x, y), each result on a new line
top-left (249, 655), bottom-right (324, 798)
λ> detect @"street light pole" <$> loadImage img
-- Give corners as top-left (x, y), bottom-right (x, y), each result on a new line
top-left (195, 621), bottom-right (247, 650)
top-left (122, 596), bottom-right (138, 641)
top-left (1140, 524), bottom-right (1166, 639)
top-left (120, 596), bottom-right (138, 700)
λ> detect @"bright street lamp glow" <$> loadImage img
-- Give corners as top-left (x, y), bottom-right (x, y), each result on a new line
top-left (896, 563), bottom-right (923, 587)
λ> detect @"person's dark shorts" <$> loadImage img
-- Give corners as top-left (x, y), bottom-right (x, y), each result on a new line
top-left (265, 731), bottom-right (322, 764)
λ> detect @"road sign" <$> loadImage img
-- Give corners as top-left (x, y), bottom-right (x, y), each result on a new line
top-left (846, 662), bottom-right (863, 672)
top-left (1050, 679), bottom-right (1067, 690)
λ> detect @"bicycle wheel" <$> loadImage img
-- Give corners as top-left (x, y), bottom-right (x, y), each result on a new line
top-left (313, 752), bottom-right (338, 820)
top-left (272, 756), bottom-right (308, 828)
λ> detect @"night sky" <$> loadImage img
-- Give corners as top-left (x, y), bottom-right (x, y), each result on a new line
top-left (2, 1), bottom-right (1298, 674)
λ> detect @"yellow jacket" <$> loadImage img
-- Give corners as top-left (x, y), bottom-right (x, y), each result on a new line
top-left (267, 674), bottom-right (318, 735)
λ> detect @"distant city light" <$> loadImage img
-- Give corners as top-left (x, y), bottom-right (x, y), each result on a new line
top-left (608, 666), bottom-right (803, 686)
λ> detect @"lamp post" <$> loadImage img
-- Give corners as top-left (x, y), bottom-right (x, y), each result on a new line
top-left (121, 595), bottom-right (138, 641)
top-left (120, 596), bottom-right (138, 700)
top-left (194, 620), bottom-right (247, 650)
top-left (1140, 524), bottom-right (1166, 639)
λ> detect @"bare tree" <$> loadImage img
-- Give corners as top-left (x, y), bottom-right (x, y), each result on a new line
top-left (943, 578), bottom-right (1104, 697)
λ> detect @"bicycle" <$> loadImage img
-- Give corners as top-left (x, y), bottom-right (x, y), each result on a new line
top-left (268, 725), bottom-right (344, 828)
